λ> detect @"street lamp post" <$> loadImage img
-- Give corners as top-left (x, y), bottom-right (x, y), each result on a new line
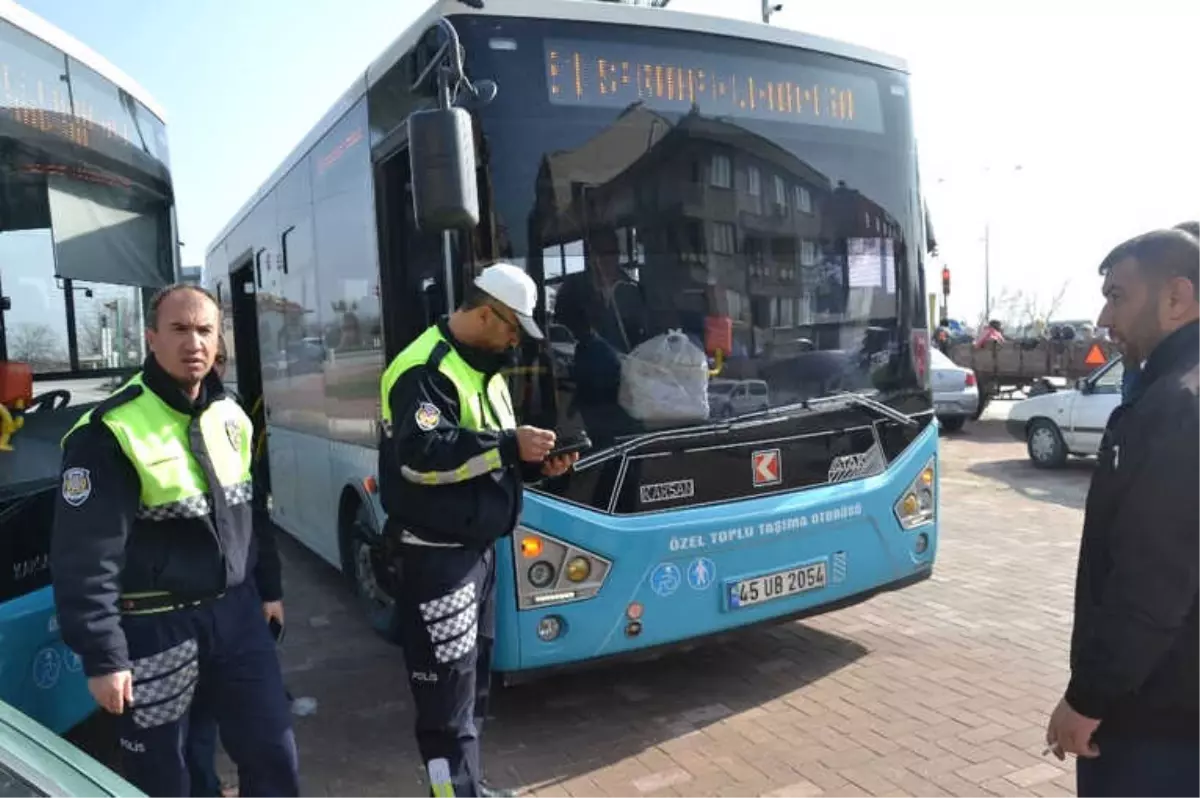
top-left (761, 0), bottom-right (782, 23)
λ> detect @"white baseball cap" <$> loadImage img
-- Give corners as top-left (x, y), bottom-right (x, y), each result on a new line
top-left (474, 262), bottom-right (544, 340)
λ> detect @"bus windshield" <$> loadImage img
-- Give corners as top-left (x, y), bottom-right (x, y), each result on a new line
top-left (460, 16), bottom-right (923, 447)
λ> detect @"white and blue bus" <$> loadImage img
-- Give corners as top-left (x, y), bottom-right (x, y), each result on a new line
top-left (206, 0), bottom-right (938, 682)
top-left (0, 0), bottom-right (179, 732)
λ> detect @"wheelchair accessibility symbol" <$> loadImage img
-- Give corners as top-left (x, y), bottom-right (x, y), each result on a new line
top-left (687, 557), bottom-right (715, 590)
top-left (32, 647), bottom-right (61, 690)
top-left (649, 562), bottom-right (681, 597)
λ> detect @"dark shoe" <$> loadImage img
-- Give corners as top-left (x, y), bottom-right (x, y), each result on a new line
top-left (479, 781), bottom-right (516, 798)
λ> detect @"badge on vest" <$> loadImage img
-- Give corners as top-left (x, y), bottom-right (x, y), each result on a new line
top-left (225, 419), bottom-right (244, 452)
top-left (61, 467), bottom-right (92, 507)
top-left (414, 402), bottom-right (441, 432)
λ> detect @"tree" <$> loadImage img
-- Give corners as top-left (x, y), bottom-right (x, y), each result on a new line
top-left (975, 279), bottom-right (1071, 338)
top-left (9, 323), bottom-right (66, 369)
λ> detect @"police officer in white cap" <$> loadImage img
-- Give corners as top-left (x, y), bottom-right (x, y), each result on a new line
top-left (377, 262), bottom-right (577, 797)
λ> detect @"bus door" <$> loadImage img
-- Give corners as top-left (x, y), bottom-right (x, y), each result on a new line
top-left (374, 147), bottom-right (452, 358)
top-left (229, 263), bottom-right (270, 497)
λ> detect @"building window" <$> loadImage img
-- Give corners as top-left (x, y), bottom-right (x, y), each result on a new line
top-left (710, 155), bottom-right (732, 188)
top-left (712, 222), bottom-right (736, 254)
top-left (794, 185), bottom-right (812, 214)
top-left (800, 239), bottom-right (818, 266)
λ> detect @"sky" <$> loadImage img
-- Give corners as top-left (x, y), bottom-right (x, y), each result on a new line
top-left (14, 0), bottom-right (1199, 326)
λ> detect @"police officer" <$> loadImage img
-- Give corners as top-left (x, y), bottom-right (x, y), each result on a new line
top-left (184, 336), bottom-right (286, 798)
top-left (378, 263), bottom-right (577, 798)
top-left (50, 284), bottom-right (299, 797)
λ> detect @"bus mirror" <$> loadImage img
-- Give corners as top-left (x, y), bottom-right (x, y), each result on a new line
top-left (407, 106), bottom-right (480, 232)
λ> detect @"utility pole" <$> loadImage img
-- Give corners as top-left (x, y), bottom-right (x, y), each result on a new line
top-left (983, 221), bottom-right (990, 321)
top-left (761, 0), bottom-right (782, 23)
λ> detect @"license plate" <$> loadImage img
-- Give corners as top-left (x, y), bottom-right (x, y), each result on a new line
top-left (728, 561), bottom-right (827, 609)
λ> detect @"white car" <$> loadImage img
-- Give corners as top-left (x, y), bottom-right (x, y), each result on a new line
top-left (1006, 356), bottom-right (1125, 467)
top-left (930, 347), bottom-right (979, 432)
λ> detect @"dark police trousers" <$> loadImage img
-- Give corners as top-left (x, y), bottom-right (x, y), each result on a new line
top-left (397, 541), bottom-right (497, 798)
top-left (1076, 733), bottom-right (1199, 797)
top-left (117, 581), bottom-right (299, 797)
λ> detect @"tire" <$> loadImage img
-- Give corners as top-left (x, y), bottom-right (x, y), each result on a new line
top-left (339, 497), bottom-right (403, 644)
top-left (1026, 419), bottom-right (1068, 469)
top-left (940, 416), bottom-right (966, 433)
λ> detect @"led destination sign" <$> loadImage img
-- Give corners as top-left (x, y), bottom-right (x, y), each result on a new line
top-left (545, 38), bottom-right (885, 134)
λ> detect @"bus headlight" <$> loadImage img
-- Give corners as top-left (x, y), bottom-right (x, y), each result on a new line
top-left (513, 527), bottom-right (612, 610)
top-left (528, 561), bottom-right (555, 589)
top-left (565, 557), bottom-right (591, 583)
top-left (893, 457), bottom-right (936, 530)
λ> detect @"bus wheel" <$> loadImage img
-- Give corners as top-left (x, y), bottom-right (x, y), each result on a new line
top-left (340, 498), bottom-right (403, 644)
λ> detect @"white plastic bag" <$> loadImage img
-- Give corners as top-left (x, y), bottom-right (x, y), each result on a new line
top-left (618, 330), bottom-right (710, 422)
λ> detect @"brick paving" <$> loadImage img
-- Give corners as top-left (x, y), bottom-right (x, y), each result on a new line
top-left (247, 416), bottom-right (1095, 797)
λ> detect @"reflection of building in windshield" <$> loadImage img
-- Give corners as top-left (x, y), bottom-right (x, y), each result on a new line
top-left (531, 102), bottom-right (903, 356)
top-left (525, 99), bottom-right (909, 438)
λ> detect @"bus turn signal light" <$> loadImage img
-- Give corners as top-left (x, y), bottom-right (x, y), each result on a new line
top-left (894, 457), bottom-right (936, 530)
top-left (520, 536), bottom-right (543, 558)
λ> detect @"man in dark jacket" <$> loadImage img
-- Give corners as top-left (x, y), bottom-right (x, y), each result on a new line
top-left (378, 263), bottom-right (577, 797)
top-left (50, 285), bottom-right (298, 797)
top-left (1044, 228), bottom-right (1198, 797)
top-left (185, 336), bottom-right (285, 798)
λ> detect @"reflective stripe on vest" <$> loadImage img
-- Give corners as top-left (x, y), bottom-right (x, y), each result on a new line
top-left (379, 325), bottom-right (517, 486)
top-left (65, 373), bottom-right (253, 519)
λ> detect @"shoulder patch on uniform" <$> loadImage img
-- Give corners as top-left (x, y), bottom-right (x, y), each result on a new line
top-left (61, 467), bottom-right (92, 507)
top-left (414, 402), bottom-right (441, 431)
top-left (224, 418), bottom-right (244, 451)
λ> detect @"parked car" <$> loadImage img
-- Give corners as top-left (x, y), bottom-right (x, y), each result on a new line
top-left (930, 347), bottom-right (979, 432)
top-left (0, 698), bottom-right (141, 796)
top-left (707, 379), bottom-right (770, 418)
top-left (1006, 355), bottom-right (1124, 468)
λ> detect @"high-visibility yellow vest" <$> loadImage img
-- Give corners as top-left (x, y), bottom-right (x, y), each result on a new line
top-left (379, 325), bottom-right (516, 486)
top-left (64, 373), bottom-right (253, 520)
top-left (380, 325), bottom-right (516, 432)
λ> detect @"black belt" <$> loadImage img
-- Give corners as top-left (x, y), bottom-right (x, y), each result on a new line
top-left (119, 592), bottom-right (224, 615)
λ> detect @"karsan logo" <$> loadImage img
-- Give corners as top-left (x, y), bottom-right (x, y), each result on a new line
top-left (639, 479), bottom-right (695, 505)
top-left (752, 449), bottom-right (782, 487)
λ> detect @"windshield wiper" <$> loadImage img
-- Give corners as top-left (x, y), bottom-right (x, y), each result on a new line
top-left (573, 392), bottom-right (917, 471)
top-left (574, 418), bottom-right (734, 471)
top-left (808, 391), bottom-right (919, 427)
top-left (733, 390), bottom-right (919, 428)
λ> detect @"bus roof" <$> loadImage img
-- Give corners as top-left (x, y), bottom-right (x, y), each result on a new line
top-left (207, 0), bottom-right (908, 258)
top-left (0, 0), bottom-right (167, 123)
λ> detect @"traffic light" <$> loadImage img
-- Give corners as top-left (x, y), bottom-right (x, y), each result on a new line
top-left (941, 267), bottom-right (951, 296)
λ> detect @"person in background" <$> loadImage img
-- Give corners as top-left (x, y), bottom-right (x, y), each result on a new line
top-left (974, 319), bottom-right (1005, 347)
top-left (1044, 228), bottom-right (1198, 797)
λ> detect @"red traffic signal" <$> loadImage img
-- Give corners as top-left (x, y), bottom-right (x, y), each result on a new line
top-left (941, 267), bottom-right (951, 295)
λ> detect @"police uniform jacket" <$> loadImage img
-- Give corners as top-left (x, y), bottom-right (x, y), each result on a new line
top-left (50, 355), bottom-right (281, 678)
top-left (378, 319), bottom-right (542, 548)
top-left (1068, 320), bottom-right (1199, 739)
